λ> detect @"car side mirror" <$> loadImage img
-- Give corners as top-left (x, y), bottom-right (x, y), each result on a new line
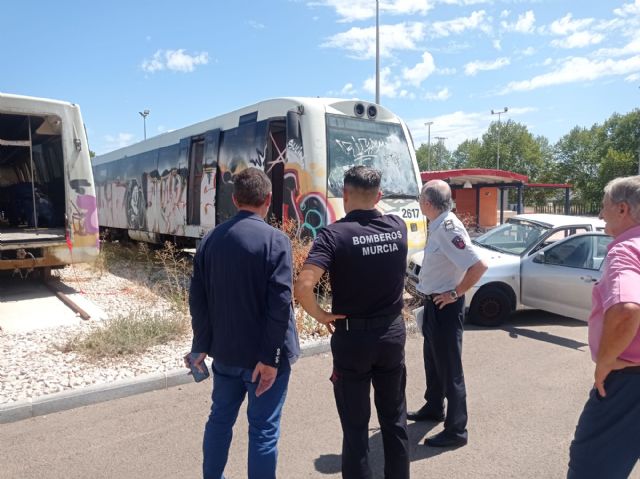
top-left (533, 251), bottom-right (545, 264)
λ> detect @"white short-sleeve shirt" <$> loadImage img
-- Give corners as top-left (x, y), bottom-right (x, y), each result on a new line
top-left (417, 210), bottom-right (481, 295)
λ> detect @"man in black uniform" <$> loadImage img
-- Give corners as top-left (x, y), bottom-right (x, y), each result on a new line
top-left (295, 166), bottom-right (409, 479)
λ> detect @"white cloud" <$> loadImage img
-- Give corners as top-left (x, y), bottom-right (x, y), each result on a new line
top-left (549, 14), bottom-right (594, 36)
top-left (493, 39), bottom-right (502, 50)
top-left (141, 49), bottom-right (209, 73)
top-left (437, 0), bottom-right (491, 5)
top-left (340, 83), bottom-right (357, 95)
top-left (363, 67), bottom-right (408, 98)
top-left (308, 0), bottom-right (432, 23)
top-left (425, 87), bottom-right (451, 101)
top-left (408, 106), bottom-right (538, 149)
top-left (501, 10), bottom-right (536, 33)
top-left (403, 52), bottom-right (436, 86)
top-left (614, 0), bottom-right (640, 17)
top-left (625, 72), bottom-right (640, 82)
top-left (551, 31), bottom-right (604, 49)
top-left (104, 133), bottom-right (135, 150)
top-left (520, 46), bottom-right (536, 56)
top-left (464, 57), bottom-right (510, 76)
top-left (248, 20), bottom-right (265, 29)
top-left (595, 35), bottom-right (640, 57)
top-left (437, 66), bottom-right (457, 75)
top-left (500, 55), bottom-right (640, 93)
top-left (500, 9), bottom-right (510, 18)
top-left (322, 22), bottom-right (426, 59)
top-left (430, 10), bottom-right (491, 38)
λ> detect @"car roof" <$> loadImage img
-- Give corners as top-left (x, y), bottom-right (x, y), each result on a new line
top-left (509, 213), bottom-right (605, 229)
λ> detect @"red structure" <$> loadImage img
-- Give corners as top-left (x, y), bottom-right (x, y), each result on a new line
top-left (420, 169), bottom-right (572, 227)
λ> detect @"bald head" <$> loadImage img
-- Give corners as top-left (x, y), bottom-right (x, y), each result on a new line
top-left (421, 179), bottom-right (452, 213)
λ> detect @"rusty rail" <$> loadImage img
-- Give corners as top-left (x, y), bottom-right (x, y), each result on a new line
top-left (43, 280), bottom-right (91, 321)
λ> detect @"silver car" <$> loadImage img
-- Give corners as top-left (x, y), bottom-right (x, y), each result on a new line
top-left (405, 214), bottom-right (606, 326)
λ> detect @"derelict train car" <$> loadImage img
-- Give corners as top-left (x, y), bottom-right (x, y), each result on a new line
top-left (92, 97), bottom-right (426, 254)
top-left (0, 93), bottom-right (99, 276)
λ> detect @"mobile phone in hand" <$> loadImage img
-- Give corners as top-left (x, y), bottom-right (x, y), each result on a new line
top-left (189, 353), bottom-right (210, 382)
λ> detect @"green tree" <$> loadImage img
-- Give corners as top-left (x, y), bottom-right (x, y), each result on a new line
top-left (474, 120), bottom-right (545, 180)
top-left (415, 142), bottom-right (452, 171)
top-left (452, 139), bottom-right (481, 168)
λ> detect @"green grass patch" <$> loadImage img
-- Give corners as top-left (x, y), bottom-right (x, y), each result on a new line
top-left (62, 310), bottom-right (189, 358)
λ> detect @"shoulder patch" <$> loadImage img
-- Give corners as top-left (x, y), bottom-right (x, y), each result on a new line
top-left (444, 219), bottom-right (455, 231)
top-left (451, 235), bottom-right (466, 249)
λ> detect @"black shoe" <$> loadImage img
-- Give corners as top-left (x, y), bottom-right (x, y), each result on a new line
top-left (424, 430), bottom-right (468, 448)
top-left (407, 405), bottom-right (445, 422)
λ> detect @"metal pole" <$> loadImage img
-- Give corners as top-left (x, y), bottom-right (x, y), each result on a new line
top-left (434, 136), bottom-right (447, 169)
top-left (139, 110), bottom-right (150, 140)
top-left (375, 0), bottom-right (380, 105)
top-left (27, 116), bottom-right (38, 229)
top-left (424, 121), bottom-right (433, 170)
top-left (491, 107), bottom-right (508, 171)
top-left (497, 114), bottom-right (501, 171)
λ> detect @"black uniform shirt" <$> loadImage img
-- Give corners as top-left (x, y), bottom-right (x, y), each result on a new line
top-left (305, 209), bottom-right (408, 318)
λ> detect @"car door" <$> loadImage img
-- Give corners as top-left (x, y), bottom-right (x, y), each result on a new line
top-left (520, 234), bottom-right (611, 321)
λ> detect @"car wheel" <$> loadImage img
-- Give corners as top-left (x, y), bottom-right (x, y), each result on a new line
top-left (469, 287), bottom-right (512, 327)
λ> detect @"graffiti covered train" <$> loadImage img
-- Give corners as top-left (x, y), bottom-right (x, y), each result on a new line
top-left (92, 97), bottom-right (426, 253)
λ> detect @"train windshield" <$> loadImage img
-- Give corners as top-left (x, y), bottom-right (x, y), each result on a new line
top-left (325, 114), bottom-right (419, 199)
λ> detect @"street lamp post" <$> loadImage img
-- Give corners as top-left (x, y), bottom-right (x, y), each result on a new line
top-left (424, 121), bottom-right (433, 170)
top-left (139, 109), bottom-right (150, 140)
top-left (491, 107), bottom-right (508, 170)
top-left (375, 0), bottom-right (380, 105)
top-left (434, 136), bottom-right (447, 168)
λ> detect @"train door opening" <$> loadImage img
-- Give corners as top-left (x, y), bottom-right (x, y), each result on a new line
top-left (0, 113), bottom-right (66, 245)
top-left (187, 137), bottom-right (204, 225)
top-left (266, 120), bottom-right (286, 224)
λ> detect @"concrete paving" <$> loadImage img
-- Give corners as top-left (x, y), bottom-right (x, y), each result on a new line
top-left (2, 311), bottom-right (638, 478)
top-left (0, 276), bottom-right (106, 333)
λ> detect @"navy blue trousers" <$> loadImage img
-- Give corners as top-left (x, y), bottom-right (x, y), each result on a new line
top-left (422, 296), bottom-right (468, 438)
top-left (330, 316), bottom-right (409, 479)
top-left (568, 369), bottom-right (640, 478)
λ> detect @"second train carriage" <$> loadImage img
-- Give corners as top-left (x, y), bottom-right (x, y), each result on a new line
top-left (92, 98), bottom-right (426, 254)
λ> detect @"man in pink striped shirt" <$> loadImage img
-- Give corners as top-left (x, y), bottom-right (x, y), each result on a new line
top-left (568, 176), bottom-right (640, 479)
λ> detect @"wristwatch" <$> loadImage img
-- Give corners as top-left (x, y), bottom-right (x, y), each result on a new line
top-left (449, 290), bottom-right (459, 300)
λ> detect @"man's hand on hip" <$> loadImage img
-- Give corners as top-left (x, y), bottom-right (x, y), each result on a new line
top-left (252, 362), bottom-right (278, 397)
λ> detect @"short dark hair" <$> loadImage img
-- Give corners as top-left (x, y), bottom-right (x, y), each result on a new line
top-left (343, 166), bottom-right (382, 192)
top-left (233, 168), bottom-right (272, 207)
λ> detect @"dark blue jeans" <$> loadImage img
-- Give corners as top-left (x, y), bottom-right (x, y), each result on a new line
top-left (203, 361), bottom-right (291, 479)
top-left (568, 369), bottom-right (640, 479)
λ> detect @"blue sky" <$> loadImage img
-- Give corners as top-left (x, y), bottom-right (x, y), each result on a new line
top-left (2, 0), bottom-right (639, 155)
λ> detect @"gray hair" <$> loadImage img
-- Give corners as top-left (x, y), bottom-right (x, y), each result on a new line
top-left (421, 180), bottom-right (452, 213)
top-left (604, 176), bottom-right (640, 222)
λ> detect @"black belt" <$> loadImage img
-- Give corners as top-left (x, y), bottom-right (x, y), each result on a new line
top-left (424, 293), bottom-right (445, 301)
top-left (334, 313), bottom-right (401, 331)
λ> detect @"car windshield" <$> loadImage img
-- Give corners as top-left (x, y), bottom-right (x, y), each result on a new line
top-left (325, 114), bottom-right (420, 198)
top-left (474, 220), bottom-right (549, 255)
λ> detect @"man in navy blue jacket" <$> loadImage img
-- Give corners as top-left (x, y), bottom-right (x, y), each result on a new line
top-left (187, 167), bottom-right (299, 479)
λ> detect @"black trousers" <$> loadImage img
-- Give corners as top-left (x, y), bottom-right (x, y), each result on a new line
top-left (422, 296), bottom-right (468, 438)
top-left (330, 316), bottom-right (409, 479)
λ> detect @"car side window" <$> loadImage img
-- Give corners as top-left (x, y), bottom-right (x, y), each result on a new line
top-left (593, 236), bottom-right (612, 270)
top-left (530, 226), bottom-right (589, 255)
top-left (540, 235), bottom-right (595, 270)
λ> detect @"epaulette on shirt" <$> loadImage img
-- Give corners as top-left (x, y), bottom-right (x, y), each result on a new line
top-left (444, 219), bottom-right (455, 231)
